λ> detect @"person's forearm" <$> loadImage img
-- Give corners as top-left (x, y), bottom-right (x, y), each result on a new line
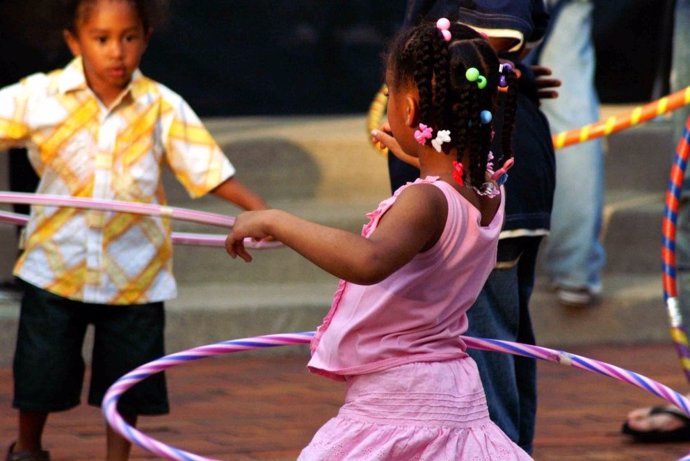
top-left (212, 177), bottom-right (267, 211)
top-left (250, 210), bottom-right (396, 284)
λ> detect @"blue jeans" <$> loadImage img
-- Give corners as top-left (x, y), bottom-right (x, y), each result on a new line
top-left (466, 236), bottom-right (542, 454)
top-left (539, 0), bottom-right (605, 291)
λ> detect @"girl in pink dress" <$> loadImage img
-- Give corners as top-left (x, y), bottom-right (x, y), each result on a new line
top-left (225, 19), bottom-right (529, 460)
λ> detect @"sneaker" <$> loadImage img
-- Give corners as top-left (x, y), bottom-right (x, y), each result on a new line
top-left (556, 285), bottom-right (601, 307)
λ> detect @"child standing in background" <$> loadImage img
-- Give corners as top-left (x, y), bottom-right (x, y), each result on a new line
top-left (226, 20), bottom-right (529, 460)
top-left (2, 1), bottom-right (266, 460)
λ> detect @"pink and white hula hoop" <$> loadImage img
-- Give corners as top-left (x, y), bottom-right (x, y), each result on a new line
top-left (0, 193), bottom-right (282, 249)
top-left (102, 332), bottom-right (690, 461)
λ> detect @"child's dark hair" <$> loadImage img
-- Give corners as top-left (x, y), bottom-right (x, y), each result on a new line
top-left (387, 21), bottom-right (518, 189)
top-left (61, 0), bottom-right (170, 34)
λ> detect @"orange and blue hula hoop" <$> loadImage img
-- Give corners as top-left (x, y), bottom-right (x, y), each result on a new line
top-left (663, 116), bottom-right (690, 383)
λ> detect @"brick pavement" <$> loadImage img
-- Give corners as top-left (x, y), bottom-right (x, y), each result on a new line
top-left (1, 342), bottom-right (690, 460)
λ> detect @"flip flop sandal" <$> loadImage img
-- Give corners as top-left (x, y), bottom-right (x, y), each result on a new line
top-left (5, 443), bottom-right (50, 461)
top-left (621, 405), bottom-right (690, 443)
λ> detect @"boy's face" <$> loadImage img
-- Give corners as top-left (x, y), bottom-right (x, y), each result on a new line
top-left (64, 0), bottom-right (150, 105)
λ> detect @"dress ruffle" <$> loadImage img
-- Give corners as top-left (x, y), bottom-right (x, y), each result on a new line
top-left (298, 359), bottom-right (532, 460)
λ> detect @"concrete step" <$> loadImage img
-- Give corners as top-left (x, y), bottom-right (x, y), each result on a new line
top-left (0, 271), bottom-right (671, 367)
top-left (165, 115), bottom-right (390, 204)
top-left (604, 119), bottom-right (675, 192)
top-left (601, 191), bottom-right (665, 274)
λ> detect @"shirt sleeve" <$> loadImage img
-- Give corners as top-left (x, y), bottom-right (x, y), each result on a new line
top-left (0, 78), bottom-right (33, 149)
top-left (160, 91), bottom-right (236, 198)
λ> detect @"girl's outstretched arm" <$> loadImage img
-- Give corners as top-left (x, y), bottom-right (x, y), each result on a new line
top-left (225, 183), bottom-right (446, 285)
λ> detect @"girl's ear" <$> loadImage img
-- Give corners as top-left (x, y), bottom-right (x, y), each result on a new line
top-left (404, 94), bottom-right (419, 128)
top-left (63, 30), bottom-right (81, 57)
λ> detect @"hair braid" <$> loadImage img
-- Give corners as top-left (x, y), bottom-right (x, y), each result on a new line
top-left (431, 33), bottom-right (450, 133)
top-left (499, 70), bottom-right (519, 163)
top-left (452, 82), bottom-right (473, 169)
top-left (467, 91), bottom-right (485, 187)
top-left (413, 30), bottom-right (436, 125)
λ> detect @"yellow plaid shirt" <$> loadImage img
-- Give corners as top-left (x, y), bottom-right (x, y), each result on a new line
top-left (0, 57), bottom-right (234, 304)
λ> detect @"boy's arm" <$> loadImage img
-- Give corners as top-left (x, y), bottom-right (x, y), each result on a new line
top-left (211, 177), bottom-right (267, 211)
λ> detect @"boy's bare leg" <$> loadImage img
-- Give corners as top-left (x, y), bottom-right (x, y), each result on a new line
top-left (14, 410), bottom-right (48, 452)
top-left (106, 414), bottom-right (137, 461)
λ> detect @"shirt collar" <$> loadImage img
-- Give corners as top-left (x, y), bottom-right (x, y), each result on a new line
top-left (58, 56), bottom-right (146, 99)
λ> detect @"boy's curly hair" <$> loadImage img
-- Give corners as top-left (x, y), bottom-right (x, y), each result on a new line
top-left (60, 0), bottom-right (171, 34)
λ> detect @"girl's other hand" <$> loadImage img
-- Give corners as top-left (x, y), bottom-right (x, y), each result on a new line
top-left (371, 122), bottom-right (420, 168)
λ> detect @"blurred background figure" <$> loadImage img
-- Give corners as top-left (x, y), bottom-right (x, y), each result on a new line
top-left (535, 0), bottom-right (606, 307)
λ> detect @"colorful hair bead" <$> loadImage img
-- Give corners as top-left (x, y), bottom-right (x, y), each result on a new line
top-left (480, 110), bottom-right (493, 124)
top-left (490, 157), bottom-right (515, 181)
top-left (452, 161), bottom-right (465, 186)
top-left (465, 67), bottom-right (487, 89)
top-left (436, 18), bottom-right (451, 42)
top-left (498, 62), bottom-right (512, 92)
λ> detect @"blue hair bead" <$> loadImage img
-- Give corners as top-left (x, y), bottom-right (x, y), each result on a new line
top-left (480, 110), bottom-right (493, 124)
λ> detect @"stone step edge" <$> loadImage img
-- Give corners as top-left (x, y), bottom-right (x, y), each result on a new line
top-left (0, 273), bottom-right (672, 364)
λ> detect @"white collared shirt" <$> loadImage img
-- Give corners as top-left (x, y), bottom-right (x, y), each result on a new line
top-left (0, 57), bottom-right (235, 304)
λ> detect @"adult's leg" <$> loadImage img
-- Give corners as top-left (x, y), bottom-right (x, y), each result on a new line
top-left (540, 0), bottom-right (605, 303)
top-left (466, 237), bottom-right (535, 453)
top-left (514, 237), bottom-right (543, 450)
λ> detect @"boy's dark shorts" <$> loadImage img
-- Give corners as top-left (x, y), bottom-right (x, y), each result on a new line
top-left (13, 281), bottom-right (169, 416)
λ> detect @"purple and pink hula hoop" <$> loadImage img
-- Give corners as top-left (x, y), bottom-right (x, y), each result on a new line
top-left (100, 332), bottom-right (690, 461)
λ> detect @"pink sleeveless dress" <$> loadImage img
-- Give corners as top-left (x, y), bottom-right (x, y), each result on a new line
top-left (298, 178), bottom-right (532, 460)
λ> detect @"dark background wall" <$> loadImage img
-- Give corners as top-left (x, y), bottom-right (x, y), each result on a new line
top-left (593, 0), bottom-right (675, 103)
top-left (0, 0), bottom-right (677, 116)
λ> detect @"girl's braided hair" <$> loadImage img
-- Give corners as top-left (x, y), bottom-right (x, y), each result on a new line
top-left (387, 21), bottom-right (518, 188)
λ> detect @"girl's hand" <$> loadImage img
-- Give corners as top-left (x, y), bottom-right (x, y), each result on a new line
top-left (225, 210), bottom-right (274, 262)
top-left (371, 122), bottom-right (420, 168)
top-left (531, 65), bottom-right (561, 100)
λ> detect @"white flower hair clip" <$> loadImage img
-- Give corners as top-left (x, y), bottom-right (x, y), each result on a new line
top-left (431, 130), bottom-right (451, 152)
